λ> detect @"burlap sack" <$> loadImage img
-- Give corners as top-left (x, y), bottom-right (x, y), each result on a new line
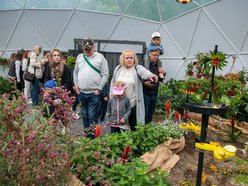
top-left (70, 174), bottom-right (85, 186)
top-left (141, 137), bottom-right (185, 173)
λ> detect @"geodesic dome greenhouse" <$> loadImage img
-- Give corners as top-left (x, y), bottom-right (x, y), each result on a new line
top-left (0, 0), bottom-right (247, 80)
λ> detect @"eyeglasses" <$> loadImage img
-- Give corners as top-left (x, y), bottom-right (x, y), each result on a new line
top-left (150, 53), bottom-right (159, 57)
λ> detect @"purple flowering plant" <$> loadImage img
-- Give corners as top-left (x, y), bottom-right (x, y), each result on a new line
top-left (0, 87), bottom-right (75, 185)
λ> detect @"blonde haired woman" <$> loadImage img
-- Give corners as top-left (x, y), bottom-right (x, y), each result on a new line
top-left (44, 48), bottom-right (72, 92)
top-left (110, 49), bottom-right (158, 131)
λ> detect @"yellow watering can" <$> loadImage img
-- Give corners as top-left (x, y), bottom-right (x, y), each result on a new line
top-left (195, 142), bottom-right (236, 160)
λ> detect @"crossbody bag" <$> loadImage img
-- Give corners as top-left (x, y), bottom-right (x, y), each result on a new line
top-left (83, 54), bottom-right (100, 75)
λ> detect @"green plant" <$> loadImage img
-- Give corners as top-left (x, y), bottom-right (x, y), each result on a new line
top-left (157, 79), bottom-right (188, 114)
top-left (67, 55), bottom-right (76, 70)
top-left (194, 50), bottom-right (228, 75)
top-left (186, 62), bottom-right (194, 76)
top-left (0, 76), bottom-right (12, 94)
top-left (0, 57), bottom-right (8, 65)
top-left (239, 68), bottom-right (248, 83)
top-left (234, 175), bottom-right (248, 184)
top-left (223, 118), bottom-right (242, 142)
top-left (105, 158), bottom-right (170, 186)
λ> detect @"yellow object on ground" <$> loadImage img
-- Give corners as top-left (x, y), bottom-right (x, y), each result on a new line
top-left (213, 145), bottom-right (236, 160)
top-left (195, 142), bottom-right (221, 151)
top-left (179, 122), bottom-right (201, 134)
top-left (195, 142), bottom-right (236, 160)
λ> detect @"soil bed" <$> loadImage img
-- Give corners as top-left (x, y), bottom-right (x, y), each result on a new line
top-left (167, 130), bottom-right (248, 186)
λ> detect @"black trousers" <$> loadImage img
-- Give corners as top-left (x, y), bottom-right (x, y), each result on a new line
top-left (128, 106), bottom-right (137, 131)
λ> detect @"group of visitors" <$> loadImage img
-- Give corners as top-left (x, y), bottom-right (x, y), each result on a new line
top-left (7, 31), bottom-right (166, 133)
top-left (74, 32), bottom-right (165, 133)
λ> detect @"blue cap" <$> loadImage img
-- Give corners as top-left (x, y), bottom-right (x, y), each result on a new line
top-left (45, 80), bottom-right (57, 89)
top-left (147, 45), bottom-right (161, 53)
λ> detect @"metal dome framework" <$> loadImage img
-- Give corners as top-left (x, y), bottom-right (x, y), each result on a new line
top-left (0, 0), bottom-right (247, 80)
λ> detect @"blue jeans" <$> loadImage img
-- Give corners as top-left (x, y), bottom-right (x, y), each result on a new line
top-left (78, 92), bottom-right (100, 129)
top-left (144, 93), bottom-right (157, 124)
top-left (32, 79), bottom-right (39, 105)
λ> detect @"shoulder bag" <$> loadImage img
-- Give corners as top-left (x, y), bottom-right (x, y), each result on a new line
top-left (23, 58), bottom-right (36, 82)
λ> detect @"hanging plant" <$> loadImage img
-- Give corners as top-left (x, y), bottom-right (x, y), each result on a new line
top-left (185, 62), bottom-right (194, 76)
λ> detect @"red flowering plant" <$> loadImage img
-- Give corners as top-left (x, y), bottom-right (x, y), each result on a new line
top-left (0, 87), bottom-right (75, 185)
top-left (194, 51), bottom-right (227, 76)
top-left (165, 100), bottom-right (171, 117)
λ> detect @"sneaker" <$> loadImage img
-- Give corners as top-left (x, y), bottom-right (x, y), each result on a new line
top-left (72, 112), bottom-right (80, 120)
top-left (26, 99), bottom-right (32, 104)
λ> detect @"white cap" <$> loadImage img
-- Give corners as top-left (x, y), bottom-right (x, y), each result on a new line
top-left (151, 32), bottom-right (161, 39)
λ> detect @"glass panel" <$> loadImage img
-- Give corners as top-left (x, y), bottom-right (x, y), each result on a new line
top-left (77, 0), bottom-right (121, 14)
top-left (15, 0), bottom-right (26, 8)
top-left (0, 0), bottom-right (22, 10)
top-left (194, 0), bottom-right (217, 5)
top-left (25, 0), bottom-right (76, 9)
top-left (124, 0), bottom-right (160, 22)
top-left (159, 0), bottom-right (199, 21)
top-left (115, 0), bottom-right (133, 12)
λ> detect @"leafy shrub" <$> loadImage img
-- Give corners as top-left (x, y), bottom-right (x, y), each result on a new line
top-left (67, 55), bottom-right (76, 70)
top-left (0, 76), bottom-right (11, 94)
top-left (105, 158), bottom-right (170, 186)
top-left (157, 77), bottom-right (247, 121)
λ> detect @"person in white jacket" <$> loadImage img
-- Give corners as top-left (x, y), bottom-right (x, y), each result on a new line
top-left (22, 50), bottom-right (32, 103)
top-left (28, 45), bottom-right (46, 105)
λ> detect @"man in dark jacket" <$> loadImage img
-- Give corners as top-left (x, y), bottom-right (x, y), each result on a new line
top-left (143, 46), bottom-right (166, 124)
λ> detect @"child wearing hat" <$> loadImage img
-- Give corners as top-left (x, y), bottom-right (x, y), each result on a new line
top-left (105, 81), bottom-right (131, 133)
top-left (146, 32), bottom-right (166, 79)
top-left (42, 80), bottom-right (59, 117)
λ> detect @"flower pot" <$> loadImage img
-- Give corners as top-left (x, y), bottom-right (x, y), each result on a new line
top-left (187, 71), bottom-right (193, 76)
top-left (196, 74), bottom-right (202, 79)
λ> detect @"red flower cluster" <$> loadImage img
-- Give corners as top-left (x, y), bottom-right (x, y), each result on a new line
top-left (165, 100), bottom-right (171, 116)
top-left (212, 57), bottom-right (219, 65)
top-left (175, 111), bottom-right (180, 121)
top-left (94, 125), bottom-right (101, 138)
top-left (122, 146), bottom-right (131, 160)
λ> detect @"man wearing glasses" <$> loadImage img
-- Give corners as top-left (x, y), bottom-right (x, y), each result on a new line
top-left (143, 46), bottom-right (166, 124)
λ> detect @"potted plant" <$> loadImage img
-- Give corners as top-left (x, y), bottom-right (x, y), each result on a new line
top-left (186, 62), bottom-right (193, 76)
top-left (195, 65), bottom-right (202, 78)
